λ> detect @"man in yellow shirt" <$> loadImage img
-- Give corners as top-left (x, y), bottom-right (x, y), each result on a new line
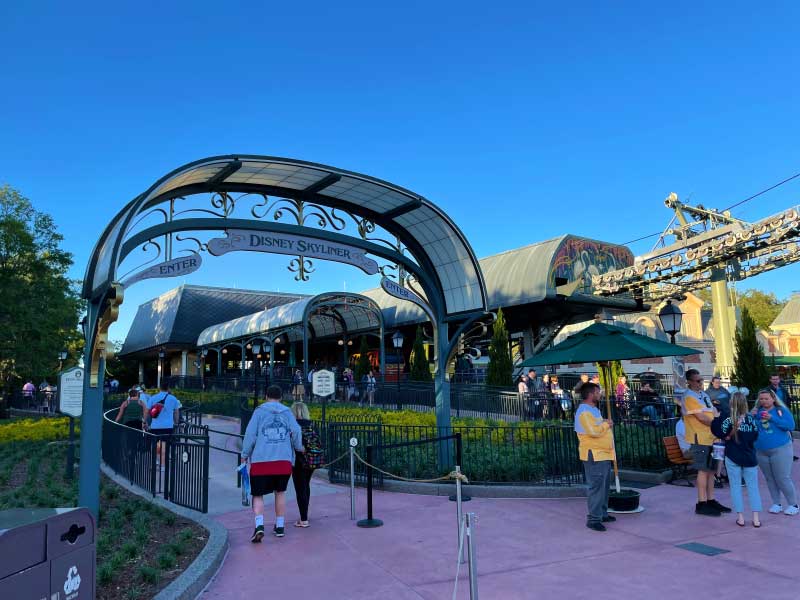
top-left (682, 369), bottom-right (731, 517)
top-left (574, 382), bottom-right (615, 531)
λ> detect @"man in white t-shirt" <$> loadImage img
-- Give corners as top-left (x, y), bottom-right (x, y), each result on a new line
top-left (146, 382), bottom-right (182, 467)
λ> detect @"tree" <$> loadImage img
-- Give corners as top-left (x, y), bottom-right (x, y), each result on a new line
top-left (0, 186), bottom-right (83, 389)
top-left (409, 326), bottom-right (432, 382)
top-left (355, 336), bottom-right (372, 382)
top-left (737, 289), bottom-right (786, 331)
top-left (596, 360), bottom-right (626, 400)
top-left (694, 287), bottom-right (785, 331)
top-left (105, 340), bottom-right (141, 389)
top-left (486, 308), bottom-right (513, 387)
top-left (731, 306), bottom-right (770, 396)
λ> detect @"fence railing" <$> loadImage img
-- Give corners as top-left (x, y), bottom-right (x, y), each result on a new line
top-left (101, 408), bottom-right (210, 512)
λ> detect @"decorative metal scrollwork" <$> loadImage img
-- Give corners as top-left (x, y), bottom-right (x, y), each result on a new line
top-left (251, 196), bottom-right (347, 231)
top-left (288, 256), bottom-right (315, 281)
top-left (117, 239), bottom-right (162, 281)
top-left (174, 234), bottom-right (208, 254)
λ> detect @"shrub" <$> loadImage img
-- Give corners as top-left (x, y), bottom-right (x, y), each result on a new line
top-left (0, 417), bottom-right (72, 443)
top-left (138, 565), bottom-right (159, 584)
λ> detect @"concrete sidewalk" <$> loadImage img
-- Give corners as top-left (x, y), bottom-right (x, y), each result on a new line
top-left (204, 416), bottom-right (341, 515)
top-left (200, 440), bottom-right (800, 599)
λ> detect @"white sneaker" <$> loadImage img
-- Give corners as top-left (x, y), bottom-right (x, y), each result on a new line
top-left (768, 504), bottom-right (783, 514)
top-left (784, 505), bottom-right (799, 516)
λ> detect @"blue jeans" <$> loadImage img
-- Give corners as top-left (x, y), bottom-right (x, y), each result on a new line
top-left (724, 458), bottom-right (762, 513)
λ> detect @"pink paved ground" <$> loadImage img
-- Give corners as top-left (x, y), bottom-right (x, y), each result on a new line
top-left (201, 449), bottom-right (800, 600)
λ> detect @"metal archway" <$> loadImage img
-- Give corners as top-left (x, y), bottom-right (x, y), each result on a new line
top-left (78, 155), bottom-right (488, 515)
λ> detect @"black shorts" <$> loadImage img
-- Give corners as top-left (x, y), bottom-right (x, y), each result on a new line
top-left (691, 444), bottom-right (715, 472)
top-left (150, 427), bottom-right (174, 436)
top-left (251, 473), bottom-right (291, 496)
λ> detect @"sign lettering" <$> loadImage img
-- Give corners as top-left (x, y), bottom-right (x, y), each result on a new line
top-left (380, 276), bottom-right (433, 320)
top-left (312, 369), bottom-right (335, 397)
top-left (208, 229), bottom-right (379, 275)
top-left (59, 368), bottom-right (84, 417)
top-left (121, 254), bottom-right (202, 288)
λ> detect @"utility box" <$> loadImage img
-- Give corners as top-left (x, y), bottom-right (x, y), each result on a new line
top-left (0, 507), bottom-right (95, 600)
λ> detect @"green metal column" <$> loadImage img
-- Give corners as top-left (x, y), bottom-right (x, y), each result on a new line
top-left (434, 319), bottom-right (452, 468)
top-left (78, 301), bottom-right (104, 519)
top-left (711, 268), bottom-right (735, 378)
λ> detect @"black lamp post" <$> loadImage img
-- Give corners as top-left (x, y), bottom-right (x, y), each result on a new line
top-left (658, 299), bottom-right (684, 345)
top-left (392, 331), bottom-right (404, 386)
top-left (252, 342), bottom-right (261, 408)
top-left (158, 349), bottom-right (166, 387)
top-left (58, 349), bottom-right (68, 372)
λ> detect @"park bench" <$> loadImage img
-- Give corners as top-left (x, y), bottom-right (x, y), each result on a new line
top-left (662, 435), bottom-right (694, 487)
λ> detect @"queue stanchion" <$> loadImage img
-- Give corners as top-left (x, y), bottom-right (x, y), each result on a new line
top-left (356, 444), bottom-right (383, 528)
top-left (456, 465), bottom-right (465, 564)
top-left (466, 512), bottom-right (479, 599)
top-left (349, 437), bottom-right (357, 521)
top-left (449, 433), bottom-right (470, 501)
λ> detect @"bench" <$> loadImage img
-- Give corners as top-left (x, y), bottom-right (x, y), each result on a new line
top-left (663, 436), bottom-right (694, 487)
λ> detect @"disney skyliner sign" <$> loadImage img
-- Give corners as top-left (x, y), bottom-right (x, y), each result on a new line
top-left (121, 228), bottom-right (428, 308)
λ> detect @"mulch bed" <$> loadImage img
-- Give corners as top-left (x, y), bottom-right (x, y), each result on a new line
top-left (0, 436), bottom-right (208, 599)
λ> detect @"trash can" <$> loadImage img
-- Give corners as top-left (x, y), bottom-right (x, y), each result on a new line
top-left (0, 507), bottom-right (95, 600)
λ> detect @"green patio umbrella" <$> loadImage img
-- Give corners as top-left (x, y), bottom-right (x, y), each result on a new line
top-left (520, 322), bottom-right (701, 493)
top-left (519, 322), bottom-right (699, 368)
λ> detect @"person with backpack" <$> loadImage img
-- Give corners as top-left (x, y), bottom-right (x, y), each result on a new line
top-left (242, 385), bottom-right (304, 542)
top-left (146, 381), bottom-right (182, 467)
top-left (290, 401), bottom-right (325, 528)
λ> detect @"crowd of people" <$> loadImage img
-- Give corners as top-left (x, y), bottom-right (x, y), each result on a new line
top-left (577, 370), bottom-right (798, 532)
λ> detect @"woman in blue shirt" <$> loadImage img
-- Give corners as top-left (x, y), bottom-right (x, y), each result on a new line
top-left (753, 388), bottom-right (798, 516)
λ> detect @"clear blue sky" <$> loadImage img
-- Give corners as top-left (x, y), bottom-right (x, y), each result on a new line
top-left (2, 2), bottom-right (799, 341)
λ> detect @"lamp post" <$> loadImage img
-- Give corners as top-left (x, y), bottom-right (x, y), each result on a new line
top-left (252, 342), bottom-right (261, 409)
top-left (58, 349), bottom-right (68, 372)
top-left (158, 348), bottom-right (166, 388)
top-left (392, 331), bottom-right (404, 386)
top-left (658, 299), bottom-right (683, 345)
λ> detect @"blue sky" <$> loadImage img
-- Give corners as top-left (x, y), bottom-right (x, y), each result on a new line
top-left (2, 2), bottom-right (799, 341)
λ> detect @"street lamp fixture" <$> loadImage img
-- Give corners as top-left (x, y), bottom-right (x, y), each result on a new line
top-left (252, 342), bottom-right (261, 354)
top-left (59, 349), bottom-right (68, 361)
top-left (201, 348), bottom-right (208, 357)
top-left (158, 349), bottom-right (166, 360)
top-left (392, 331), bottom-right (404, 349)
top-left (658, 299), bottom-right (683, 345)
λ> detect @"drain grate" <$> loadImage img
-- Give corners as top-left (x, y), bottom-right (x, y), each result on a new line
top-left (676, 542), bottom-right (730, 556)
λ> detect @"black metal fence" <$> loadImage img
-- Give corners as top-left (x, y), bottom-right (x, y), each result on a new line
top-left (102, 409), bottom-right (210, 513)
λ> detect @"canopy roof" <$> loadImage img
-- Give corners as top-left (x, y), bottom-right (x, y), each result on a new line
top-left (120, 285), bottom-right (305, 356)
top-left (197, 292), bottom-right (382, 347)
top-left (520, 322), bottom-right (700, 367)
top-left (83, 155), bottom-right (487, 319)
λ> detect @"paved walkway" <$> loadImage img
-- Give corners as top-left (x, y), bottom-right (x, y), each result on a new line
top-left (204, 416), bottom-right (340, 515)
top-left (200, 434), bottom-right (800, 599)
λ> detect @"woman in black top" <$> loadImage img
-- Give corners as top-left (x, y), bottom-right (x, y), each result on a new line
top-left (711, 392), bottom-right (761, 527)
top-left (290, 401), bottom-right (316, 528)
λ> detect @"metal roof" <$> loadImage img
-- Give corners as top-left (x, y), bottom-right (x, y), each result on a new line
top-left (771, 294), bottom-right (800, 329)
top-left (83, 155), bottom-right (487, 319)
top-left (120, 285), bottom-right (306, 355)
top-left (197, 292), bottom-right (382, 346)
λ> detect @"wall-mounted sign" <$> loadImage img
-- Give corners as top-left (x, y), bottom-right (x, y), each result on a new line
top-left (59, 367), bottom-right (84, 417)
top-left (207, 230), bottom-right (379, 275)
top-left (380, 276), bottom-right (433, 319)
top-left (121, 253), bottom-right (202, 288)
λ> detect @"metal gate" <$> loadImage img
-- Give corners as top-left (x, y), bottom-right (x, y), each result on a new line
top-left (164, 424), bottom-right (210, 513)
top-left (326, 422), bottom-right (383, 487)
